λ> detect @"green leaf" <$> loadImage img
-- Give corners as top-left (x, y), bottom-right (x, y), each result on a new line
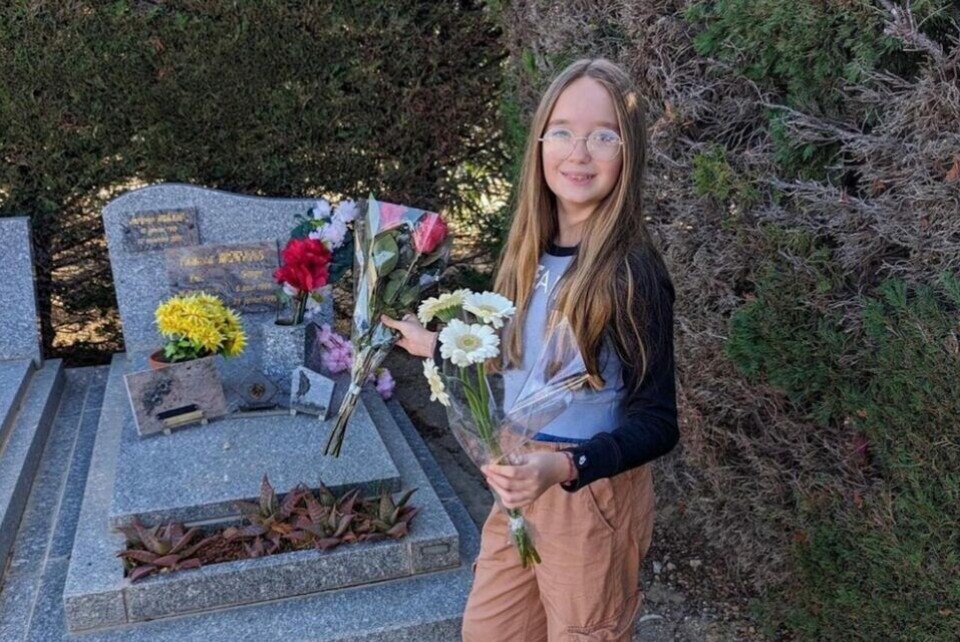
top-left (397, 284), bottom-right (419, 308)
top-left (371, 233), bottom-right (399, 276)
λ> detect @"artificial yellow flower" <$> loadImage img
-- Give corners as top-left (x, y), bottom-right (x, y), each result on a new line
top-left (154, 292), bottom-right (246, 360)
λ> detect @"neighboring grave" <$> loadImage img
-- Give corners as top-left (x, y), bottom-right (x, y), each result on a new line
top-left (0, 217), bottom-right (63, 577)
top-left (0, 217), bottom-right (42, 366)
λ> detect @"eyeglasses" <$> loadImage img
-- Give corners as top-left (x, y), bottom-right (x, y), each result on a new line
top-left (538, 127), bottom-right (623, 162)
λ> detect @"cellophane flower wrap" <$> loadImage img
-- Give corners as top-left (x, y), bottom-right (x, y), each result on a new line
top-left (324, 195), bottom-right (451, 457)
top-left (419, 291), bottom-right (590, 567)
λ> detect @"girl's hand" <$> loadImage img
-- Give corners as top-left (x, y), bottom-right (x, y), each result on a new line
top-left (380, 314), bottom-right (438, 358)
top-left (481, 452), bottom-right (571, 510)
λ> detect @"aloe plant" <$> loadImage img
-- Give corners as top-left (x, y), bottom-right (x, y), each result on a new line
top-left (370, 487), bottom-right (419, 539)
top-left (223, 474), bottom-right (303, 557)
top-left (118, 476), bottom-right (422, 580)
top-left (114, 517), bottom-right (218, 581)
top-left (285, 484), bottom-right (359, 550)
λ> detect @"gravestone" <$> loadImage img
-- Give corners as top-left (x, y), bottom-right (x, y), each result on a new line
top-left (0, 217), bottom-right (42, 366)
top-left (57, 184), bottom-right (474, 639)
top-left (102, 184), bottom-right (334, 401)
top-left (98, 184), bottom-right (392, 525)
top-left (0, 217), bottom-right (64, 580)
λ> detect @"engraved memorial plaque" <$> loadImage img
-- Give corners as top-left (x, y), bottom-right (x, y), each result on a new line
top-left (124, 357), bottom-right (229, 436)
top-left (121, 208), bottom-right (200, 252)
top-left (165, 241), bottom-right (279, 313)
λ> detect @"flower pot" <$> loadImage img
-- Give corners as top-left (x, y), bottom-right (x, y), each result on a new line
top-left (148, 349), bottom-right (170, 370)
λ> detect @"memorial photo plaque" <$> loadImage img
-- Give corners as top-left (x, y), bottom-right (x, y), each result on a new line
top-left (124, 357), bottom-right (229, 436)
top-left (165, 241), bottom-right (279, 313)
top-left (121, 208), bottom-right (200, 252)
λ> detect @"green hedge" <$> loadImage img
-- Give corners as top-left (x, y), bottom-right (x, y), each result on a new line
top-left (728, 229), bottom-right (960, 639)
top-left (0, 0), bottom-right (506, 363)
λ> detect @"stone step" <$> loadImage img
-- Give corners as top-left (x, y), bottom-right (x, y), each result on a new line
top-left (0, 359), bottom-right (65, 574)
top-left (63, 357), bottom-right (468, 633)
top-left (0, 359), bottom-right (33, 450)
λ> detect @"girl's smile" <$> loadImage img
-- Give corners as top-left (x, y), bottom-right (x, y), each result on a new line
top-left (560, 170), bottom-right (596, 185)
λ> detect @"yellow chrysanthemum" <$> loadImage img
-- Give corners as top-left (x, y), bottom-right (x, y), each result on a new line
top-left (222, 326), bottom-right (247, 357)
top-left (154, 291), bottom-right (246, 359)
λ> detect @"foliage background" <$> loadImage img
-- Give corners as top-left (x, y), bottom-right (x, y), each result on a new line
top-left (0, 0), bottom-right (505, 362)
top-left (2, 0), bottom-right (959, 639)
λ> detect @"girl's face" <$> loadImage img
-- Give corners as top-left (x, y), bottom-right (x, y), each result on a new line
top-left (541, 76), bottom-right (623, 220)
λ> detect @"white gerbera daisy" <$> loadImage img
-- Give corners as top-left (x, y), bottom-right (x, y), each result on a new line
top-left (417, 290), bottom-right (466, 325)
top-left (422, 359), bottom-right (450, 407)
top-left (462, 291), bottom-right (516, 329)
top-left (439, 319), bottom-right (499, 367)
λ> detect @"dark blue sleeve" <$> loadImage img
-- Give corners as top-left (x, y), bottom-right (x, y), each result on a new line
top-left (559, 277), bottom-right (679, 491)
top-left (432, 334), bottom-right (443, 368)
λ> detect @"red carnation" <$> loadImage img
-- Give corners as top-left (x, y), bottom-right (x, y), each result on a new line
top-left (274, 238), bottom-right (331, 293)
top-left (412, 212), bottom-right (448, 254)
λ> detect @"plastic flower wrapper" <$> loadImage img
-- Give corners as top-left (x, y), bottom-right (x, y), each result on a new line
top-left (420, 292), bottom-right (590, 567)
top-left (324, 195), bottom-right (452, 457)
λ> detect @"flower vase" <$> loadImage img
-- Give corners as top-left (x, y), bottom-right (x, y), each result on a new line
top-left (261, 314), bottom-right (307, 385)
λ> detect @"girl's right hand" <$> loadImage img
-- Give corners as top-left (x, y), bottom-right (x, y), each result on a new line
top-left (380, 314), bottom-right (438, 359)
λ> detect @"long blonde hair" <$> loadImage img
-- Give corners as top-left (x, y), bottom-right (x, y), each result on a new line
top-left (494, 58), bottom-right (672, 393)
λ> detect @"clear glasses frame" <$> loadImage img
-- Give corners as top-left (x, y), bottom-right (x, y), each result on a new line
top-left (537, 128), bottom-right (624, 161)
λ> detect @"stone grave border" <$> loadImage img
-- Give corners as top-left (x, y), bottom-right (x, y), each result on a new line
top-left (63, 356), bottom-right (462, 632)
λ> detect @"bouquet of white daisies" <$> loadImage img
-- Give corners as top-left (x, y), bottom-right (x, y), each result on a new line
top-left (419, 289), bottom-right (590, 567)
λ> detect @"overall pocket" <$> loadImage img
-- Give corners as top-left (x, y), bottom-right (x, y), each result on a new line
top-left (582, 477), bottom-right (617, 534)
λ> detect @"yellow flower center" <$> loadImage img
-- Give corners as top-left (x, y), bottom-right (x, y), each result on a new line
top-left (457, 335), bottom-right (480, 351)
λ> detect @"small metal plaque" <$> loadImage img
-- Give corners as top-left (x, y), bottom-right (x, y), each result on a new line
top-left (121, 208), bottom-right (200, 252)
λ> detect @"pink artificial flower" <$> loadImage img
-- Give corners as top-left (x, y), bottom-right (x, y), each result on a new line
top-left (314, 324), bottom-right (355, 374)
top-left (376, 368), bottom-right (395, 400)
top-left (412, 212), bottom-right (448, 254)
top-left (378, 202), bottom-right (407, 231)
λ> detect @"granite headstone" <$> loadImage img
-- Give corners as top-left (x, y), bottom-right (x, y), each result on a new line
top-left (102, 184), bottom-right (334, 399)
top-left (0, 217), bottom-right (42, 366)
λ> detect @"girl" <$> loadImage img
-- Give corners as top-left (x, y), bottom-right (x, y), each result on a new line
top-left (381, 58), bottom-right (679, 641)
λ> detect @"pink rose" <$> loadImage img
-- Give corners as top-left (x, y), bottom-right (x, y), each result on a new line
top-left (412, 212), bottom-right (448, 254)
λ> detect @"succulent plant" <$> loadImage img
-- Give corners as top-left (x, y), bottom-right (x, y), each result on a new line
top-left (117, 476), bottom-right (422, 579)
top-left (223, 474), bottom-right (303, 557)
top-left (114, 517), bottom-right (218, 582)
top-left (284, 485), bottom-right (359, 551)
top-left (371, 487), bottom-right (419, 539)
